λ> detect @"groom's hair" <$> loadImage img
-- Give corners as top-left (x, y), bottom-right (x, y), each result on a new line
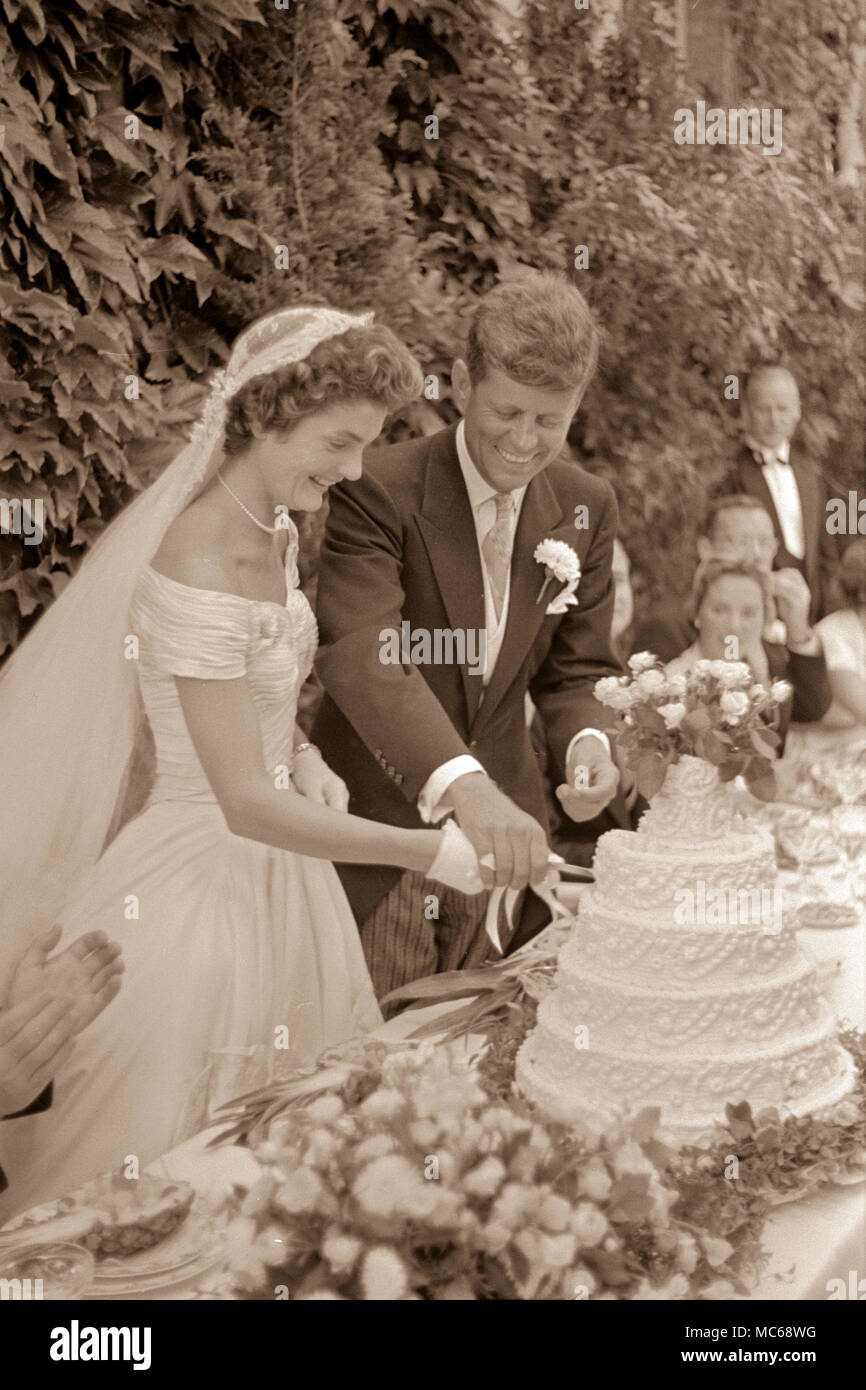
top-left (465, 272), bottom-right (599, 396)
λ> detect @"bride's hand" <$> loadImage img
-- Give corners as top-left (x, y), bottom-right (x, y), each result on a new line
top-left (424, 819), bottom-right (486, 894)
top-left (292, 746), bottom-right (350, 811)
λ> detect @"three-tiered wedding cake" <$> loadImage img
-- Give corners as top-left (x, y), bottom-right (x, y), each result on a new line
top-left (516, 757), bottom-right (855, 1143)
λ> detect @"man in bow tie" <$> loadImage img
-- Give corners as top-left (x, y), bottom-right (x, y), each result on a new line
top-left (312, 273), bottom-right (626, 1009)
top-left (718, 365), bottom-right (840, 625)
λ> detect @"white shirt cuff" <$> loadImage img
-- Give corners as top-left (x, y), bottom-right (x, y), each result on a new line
top-left (417, 755), bottom-right (486, 824)
top-left (567, 728), bottom-right (611, 766)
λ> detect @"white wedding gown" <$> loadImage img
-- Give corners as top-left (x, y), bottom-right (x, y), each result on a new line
top-left (0, 540), bottom-right (382, 1218)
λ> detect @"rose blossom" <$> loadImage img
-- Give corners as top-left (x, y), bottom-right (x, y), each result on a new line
top-left (719, 689), bottom-right (749, 720)
top-left (594, 675), bottom-right (623, 702)
top-left (628, 651), bottom-right (657, 674)
top-left (361, 1246), bottom-right (409, 1300)
top-left (577, 1155), bottom-right (612, 1202)
top-left (571, 1201), bottom-right (608, 1247)
top-left (274, 1167), bottom-right (324, 1214)
top-left (636, 668), bottom-right (666, 695)
top-left (323, 1228), bottom-right (363, 1275)
top-left (462, 1156), bottom-right (507, 1198)
top-left (657, 701), bottom-right (686, 730)
top-left (715, 661), bottom-right (751, 688)
top-left (604, 686), bottom-right (635, 711)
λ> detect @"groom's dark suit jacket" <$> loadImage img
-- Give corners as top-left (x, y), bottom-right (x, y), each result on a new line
top-left (312, 422), bottom-right (623, 928)
top-left (717, 443), bottom-right (840, 625)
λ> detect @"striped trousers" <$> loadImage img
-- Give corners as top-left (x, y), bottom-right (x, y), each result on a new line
top-left (358, 870), bottom-right (498, 1020)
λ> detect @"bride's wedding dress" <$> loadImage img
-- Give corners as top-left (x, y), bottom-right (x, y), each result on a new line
top-left (0, 533), bottom-right (382, 1218)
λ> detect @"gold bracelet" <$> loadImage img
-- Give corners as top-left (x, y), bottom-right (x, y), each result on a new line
top-left (293, 742), bottom-right (321, 757)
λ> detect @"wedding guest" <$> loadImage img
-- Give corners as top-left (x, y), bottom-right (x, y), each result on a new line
top-left (815, 540), bottom-right (866, 726)
top-left (781, 542), bottom-right (866, 770)
top-left (665, 557), bottom-right (831, 751)
top-left (0, 927), bottom-right (123, 1194)
top-left (716, 365), bottom-right (839, 623)
top-left (632, 494), bottom-right (814, 660)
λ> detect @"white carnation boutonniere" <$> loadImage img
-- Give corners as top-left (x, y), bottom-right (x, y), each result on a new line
top-left (534, 539), bottom-right (581, 615)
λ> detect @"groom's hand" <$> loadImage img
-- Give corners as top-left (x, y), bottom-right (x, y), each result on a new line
top-left (557, 736), bottom-right (621, 822)
top-left (448, 773), bottom-right (549, 891)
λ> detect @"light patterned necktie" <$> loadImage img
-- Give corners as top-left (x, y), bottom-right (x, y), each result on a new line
top-left (482, 492), bottom-right (515, 623)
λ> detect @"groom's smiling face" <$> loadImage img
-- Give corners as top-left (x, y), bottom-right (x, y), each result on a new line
top-left (452, 361), bottom-right (582, 493)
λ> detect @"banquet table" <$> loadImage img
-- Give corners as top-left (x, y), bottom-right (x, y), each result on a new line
top-left (73, 908), bottom-right (865, 1302)
top-left (3, 867), bottom-right (863, 1302)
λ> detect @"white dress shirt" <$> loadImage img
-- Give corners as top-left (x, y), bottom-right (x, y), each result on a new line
top-left (416, 421), bottom-right (609, 823)
top-left (748, 437), bottom-right (806, 561)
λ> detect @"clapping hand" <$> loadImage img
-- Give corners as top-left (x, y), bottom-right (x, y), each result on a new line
top-left (0, 992), bottom-right (78, 1117)
top-left (6, 924), bottom-right (124, 1037)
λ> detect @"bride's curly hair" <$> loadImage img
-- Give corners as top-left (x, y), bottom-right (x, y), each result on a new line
top-left (223, 321), bottom-right (423, 457)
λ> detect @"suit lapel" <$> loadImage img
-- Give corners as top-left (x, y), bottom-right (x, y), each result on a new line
top-left (472, 468), bottom-right (564, 733)
top-left (740, 451), bottom-right (786, 549)
top-left (414, 426), bottom-right (486, 725)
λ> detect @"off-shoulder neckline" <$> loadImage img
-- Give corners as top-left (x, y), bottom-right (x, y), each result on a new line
top-left (143, 542), bottom-right (294, 611)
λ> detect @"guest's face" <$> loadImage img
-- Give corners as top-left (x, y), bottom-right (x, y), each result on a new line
top-left (697, 574), bottom-right (766, 659)
top-left (742, 371), bottom-right (800, 450)
top-left (246, 398), bottom-right (387, 512)
top-left (452, 361), bottom-right (581, 493)
top-left (704, 507), bottom-right (778, 569)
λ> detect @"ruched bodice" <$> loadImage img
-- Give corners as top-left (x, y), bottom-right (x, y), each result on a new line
top-left (128, 535), bottom-right (318, 807)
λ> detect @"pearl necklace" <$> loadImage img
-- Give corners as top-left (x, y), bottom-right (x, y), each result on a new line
top-left (216, 470), bottom-right (281, 534)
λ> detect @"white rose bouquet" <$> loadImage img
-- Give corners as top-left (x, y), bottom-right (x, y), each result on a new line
top-left (594, 655), bottom-right (790, 800)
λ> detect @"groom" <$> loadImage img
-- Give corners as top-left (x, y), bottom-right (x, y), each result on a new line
top-left (313, 273), bottom-right (626, 1007)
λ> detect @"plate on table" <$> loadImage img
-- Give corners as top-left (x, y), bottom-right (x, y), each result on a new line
top-left (88, 1198), bottom-right (228, 1295)
top-left (0, 1170), bottom-right (225, 1297)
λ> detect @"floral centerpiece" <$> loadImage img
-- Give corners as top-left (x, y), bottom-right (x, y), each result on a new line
top-left (203, 1022), bottom-right (866, 1301)
top-left (594, 653), bottom-right (792, 801)
top-left (206, 1039), bottom-right (762, 1301)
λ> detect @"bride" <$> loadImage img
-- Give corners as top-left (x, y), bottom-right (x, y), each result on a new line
top-left (0, 307), bottom-right (482, 1217)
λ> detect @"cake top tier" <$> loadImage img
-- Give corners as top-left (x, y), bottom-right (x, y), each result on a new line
top-left (633, 755), bottom-right (767, 845)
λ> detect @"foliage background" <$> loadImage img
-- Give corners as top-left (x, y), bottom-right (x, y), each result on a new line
top-left (1, 0), bottom-right (863, 658)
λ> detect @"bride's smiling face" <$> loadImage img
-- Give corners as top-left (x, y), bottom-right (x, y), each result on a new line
top-left (241, 398), bottom-right (387, 512)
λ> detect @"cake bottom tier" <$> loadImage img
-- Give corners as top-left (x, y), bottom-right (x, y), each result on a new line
top-left (515, 1025), bottom-right (856, 1146)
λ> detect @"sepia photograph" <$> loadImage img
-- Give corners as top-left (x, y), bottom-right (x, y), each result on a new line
top-left (0, 0), bottom-right (864, 1357)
